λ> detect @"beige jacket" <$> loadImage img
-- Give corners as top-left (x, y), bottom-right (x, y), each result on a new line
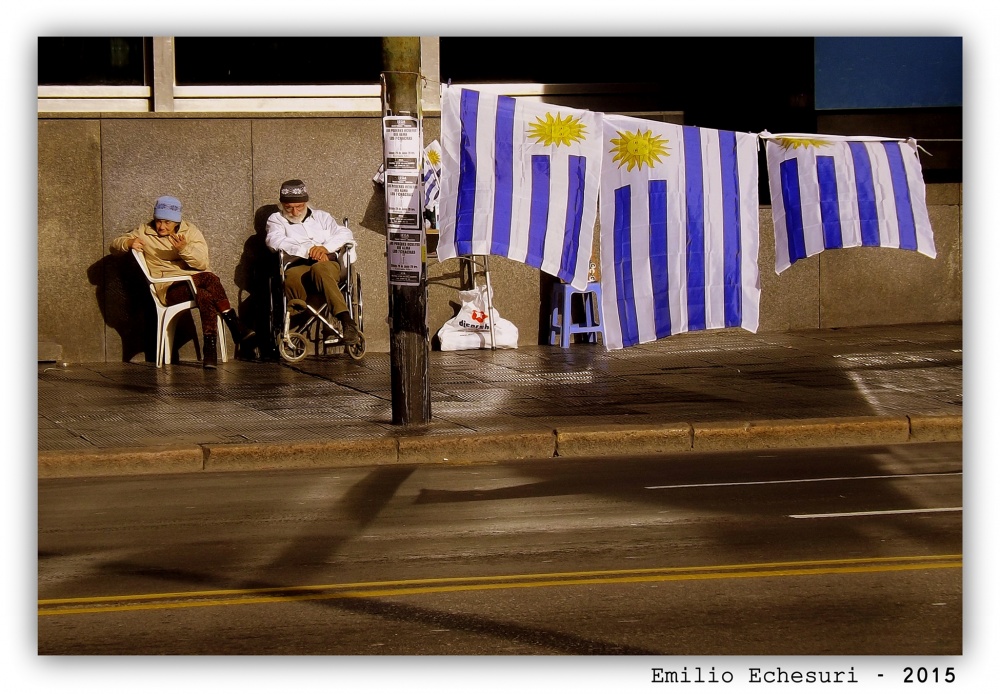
top-left (110, 220), bottom-right (212, 304)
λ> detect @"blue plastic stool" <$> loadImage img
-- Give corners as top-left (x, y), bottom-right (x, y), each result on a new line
top-left (549, 281), bottom-right (604, 347)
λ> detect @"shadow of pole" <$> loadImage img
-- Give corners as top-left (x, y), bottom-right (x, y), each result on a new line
top-left (262, 465), bottom-right (418, 571)
top-left (332, 596), bottom-right (660, 655)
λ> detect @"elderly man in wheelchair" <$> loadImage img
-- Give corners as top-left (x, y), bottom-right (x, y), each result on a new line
top-left (265, 179), bottom-right (364, 362)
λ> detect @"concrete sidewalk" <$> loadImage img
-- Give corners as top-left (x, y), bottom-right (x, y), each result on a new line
top-left (37, 322), bottom-right (962, 478)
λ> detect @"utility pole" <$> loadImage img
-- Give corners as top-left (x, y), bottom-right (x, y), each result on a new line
top-left (381, 37), bottom-right (431, 425)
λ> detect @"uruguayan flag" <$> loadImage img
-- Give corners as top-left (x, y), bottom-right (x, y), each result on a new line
top-left (423, 139), bottom-right (442, 217)
top-left (764, 133), bottom-right (936, 273)
top-left (600, 115), bottom-right (760, 351)
top-left (437, 86), bottom-right (602, 290)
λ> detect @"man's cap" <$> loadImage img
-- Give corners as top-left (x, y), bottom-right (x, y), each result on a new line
top-left (279, 179), bottom-right (309, 203)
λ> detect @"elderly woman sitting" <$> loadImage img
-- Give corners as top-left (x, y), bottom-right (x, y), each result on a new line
top-left (110, 195), bottom-right (254, 369)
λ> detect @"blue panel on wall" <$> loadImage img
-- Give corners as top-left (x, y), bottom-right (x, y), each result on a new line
top-left (815, 37), bottom-right (962, 110)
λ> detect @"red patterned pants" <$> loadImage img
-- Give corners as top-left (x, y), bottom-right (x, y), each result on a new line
top-left (164, 272), bottom-right (232, 336)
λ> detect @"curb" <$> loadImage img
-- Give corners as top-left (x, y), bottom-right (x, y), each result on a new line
top-left (397, 431), bottom-right (556, 465)
top-left (37, 445), bottom-right (204, 478)
top-left (690, 416), bottom-right (912, 452)
top-left (555, 422), bottom-right (692, 458)
top-left (37, 414), bottom-right (963, 479)
top-left (203, 438), bottom-right (399, 472)
top-left (908, 413), bottom-right (962, 443)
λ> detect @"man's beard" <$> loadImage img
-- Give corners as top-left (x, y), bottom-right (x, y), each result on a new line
top-left (282, 208), bottom-right (307, 224)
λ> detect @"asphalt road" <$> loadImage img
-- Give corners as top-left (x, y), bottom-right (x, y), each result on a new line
top-left (38, 442), bottom-right (961, 656)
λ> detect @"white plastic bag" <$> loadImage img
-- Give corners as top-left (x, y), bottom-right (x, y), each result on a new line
top-left (437, 284), bottom-right (518, 351)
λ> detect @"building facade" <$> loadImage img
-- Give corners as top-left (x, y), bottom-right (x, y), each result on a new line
top-left (37, 37), bottom-right (962, 364)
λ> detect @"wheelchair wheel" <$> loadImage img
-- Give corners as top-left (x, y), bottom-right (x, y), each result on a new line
top-left (278, 331), bottom-right (309, 363)
top-left (351, 274), bottom-right (364, 331)
top-left (346, 335), bottom-right (366, 360)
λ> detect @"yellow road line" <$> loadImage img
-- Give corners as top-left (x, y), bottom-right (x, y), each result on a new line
top-left (39, 555), bottom-right (961, 617)
top-left (39, 554), bottom-right (958, 604)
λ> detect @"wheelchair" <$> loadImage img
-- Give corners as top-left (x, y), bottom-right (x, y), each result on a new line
top-left (272, 235), bottom-right (365, 363)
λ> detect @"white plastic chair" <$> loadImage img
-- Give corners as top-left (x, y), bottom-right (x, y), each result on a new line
top-left (131, 248), bottom-right (227, 367)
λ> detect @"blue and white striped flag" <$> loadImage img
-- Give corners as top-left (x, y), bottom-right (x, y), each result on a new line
top-left (764, 133), bottom-right (936, 273)
top-left (438, 86), bottom-right (602, 290)
top-left (423, 139), bottom-right (442, 216)
top-left (600, 115), bottom-right (760, 351)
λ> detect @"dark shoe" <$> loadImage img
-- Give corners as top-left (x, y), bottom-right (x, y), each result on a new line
top-left (203, 335), bottom-right (218, 370)
top-left (337, 313), bottom-right (362, 346)
top-left (221, 309), bottom-right (256, 345)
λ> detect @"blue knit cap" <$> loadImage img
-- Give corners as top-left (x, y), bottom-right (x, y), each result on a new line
top-left (153, 195), bottom-right (182, 223)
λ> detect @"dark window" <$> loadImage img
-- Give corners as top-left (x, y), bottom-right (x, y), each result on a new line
top-left (439, 37), bottom-right (816, 133)
top-left (815, 37), bottom-right (962, 110)
top-left (174, 37), bottom-right (383, 85)
top-left (441, 37), bottom-right (677, 84)
top-left (38, 37), bottom-right (146, 86)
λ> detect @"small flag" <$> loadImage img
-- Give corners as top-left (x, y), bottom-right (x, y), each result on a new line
top-left (437, 86), bottom-right (603, 290)
top-left (423, 139), bottom-right (442, 216)
top-left (600, 115), bottom-right (761, 350)
top-left (764, 133), bottom-right (936, 273)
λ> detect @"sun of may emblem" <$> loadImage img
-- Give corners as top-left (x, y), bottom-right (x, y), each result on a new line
top-left (609, 129), bottom-right (669, 171)
top-left (528, 112), bottom-right (588, 147)
top-left (775, 137), bottom-right (832, 150)
top-left (426, 148), bottom-right (441, 167)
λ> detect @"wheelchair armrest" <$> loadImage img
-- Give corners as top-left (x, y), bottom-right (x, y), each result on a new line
top-left (278, 250), bottom-right (312, 275)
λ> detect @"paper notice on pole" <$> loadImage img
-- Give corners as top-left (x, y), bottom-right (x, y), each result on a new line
top-left (385, 172), bottom-right (420, 229)
top-left (382, 115), bottom-right (424, 286)
top-left (383, 116), bottom-right (421, 172)
top-left (388, 230), bottom-right (422, 286)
